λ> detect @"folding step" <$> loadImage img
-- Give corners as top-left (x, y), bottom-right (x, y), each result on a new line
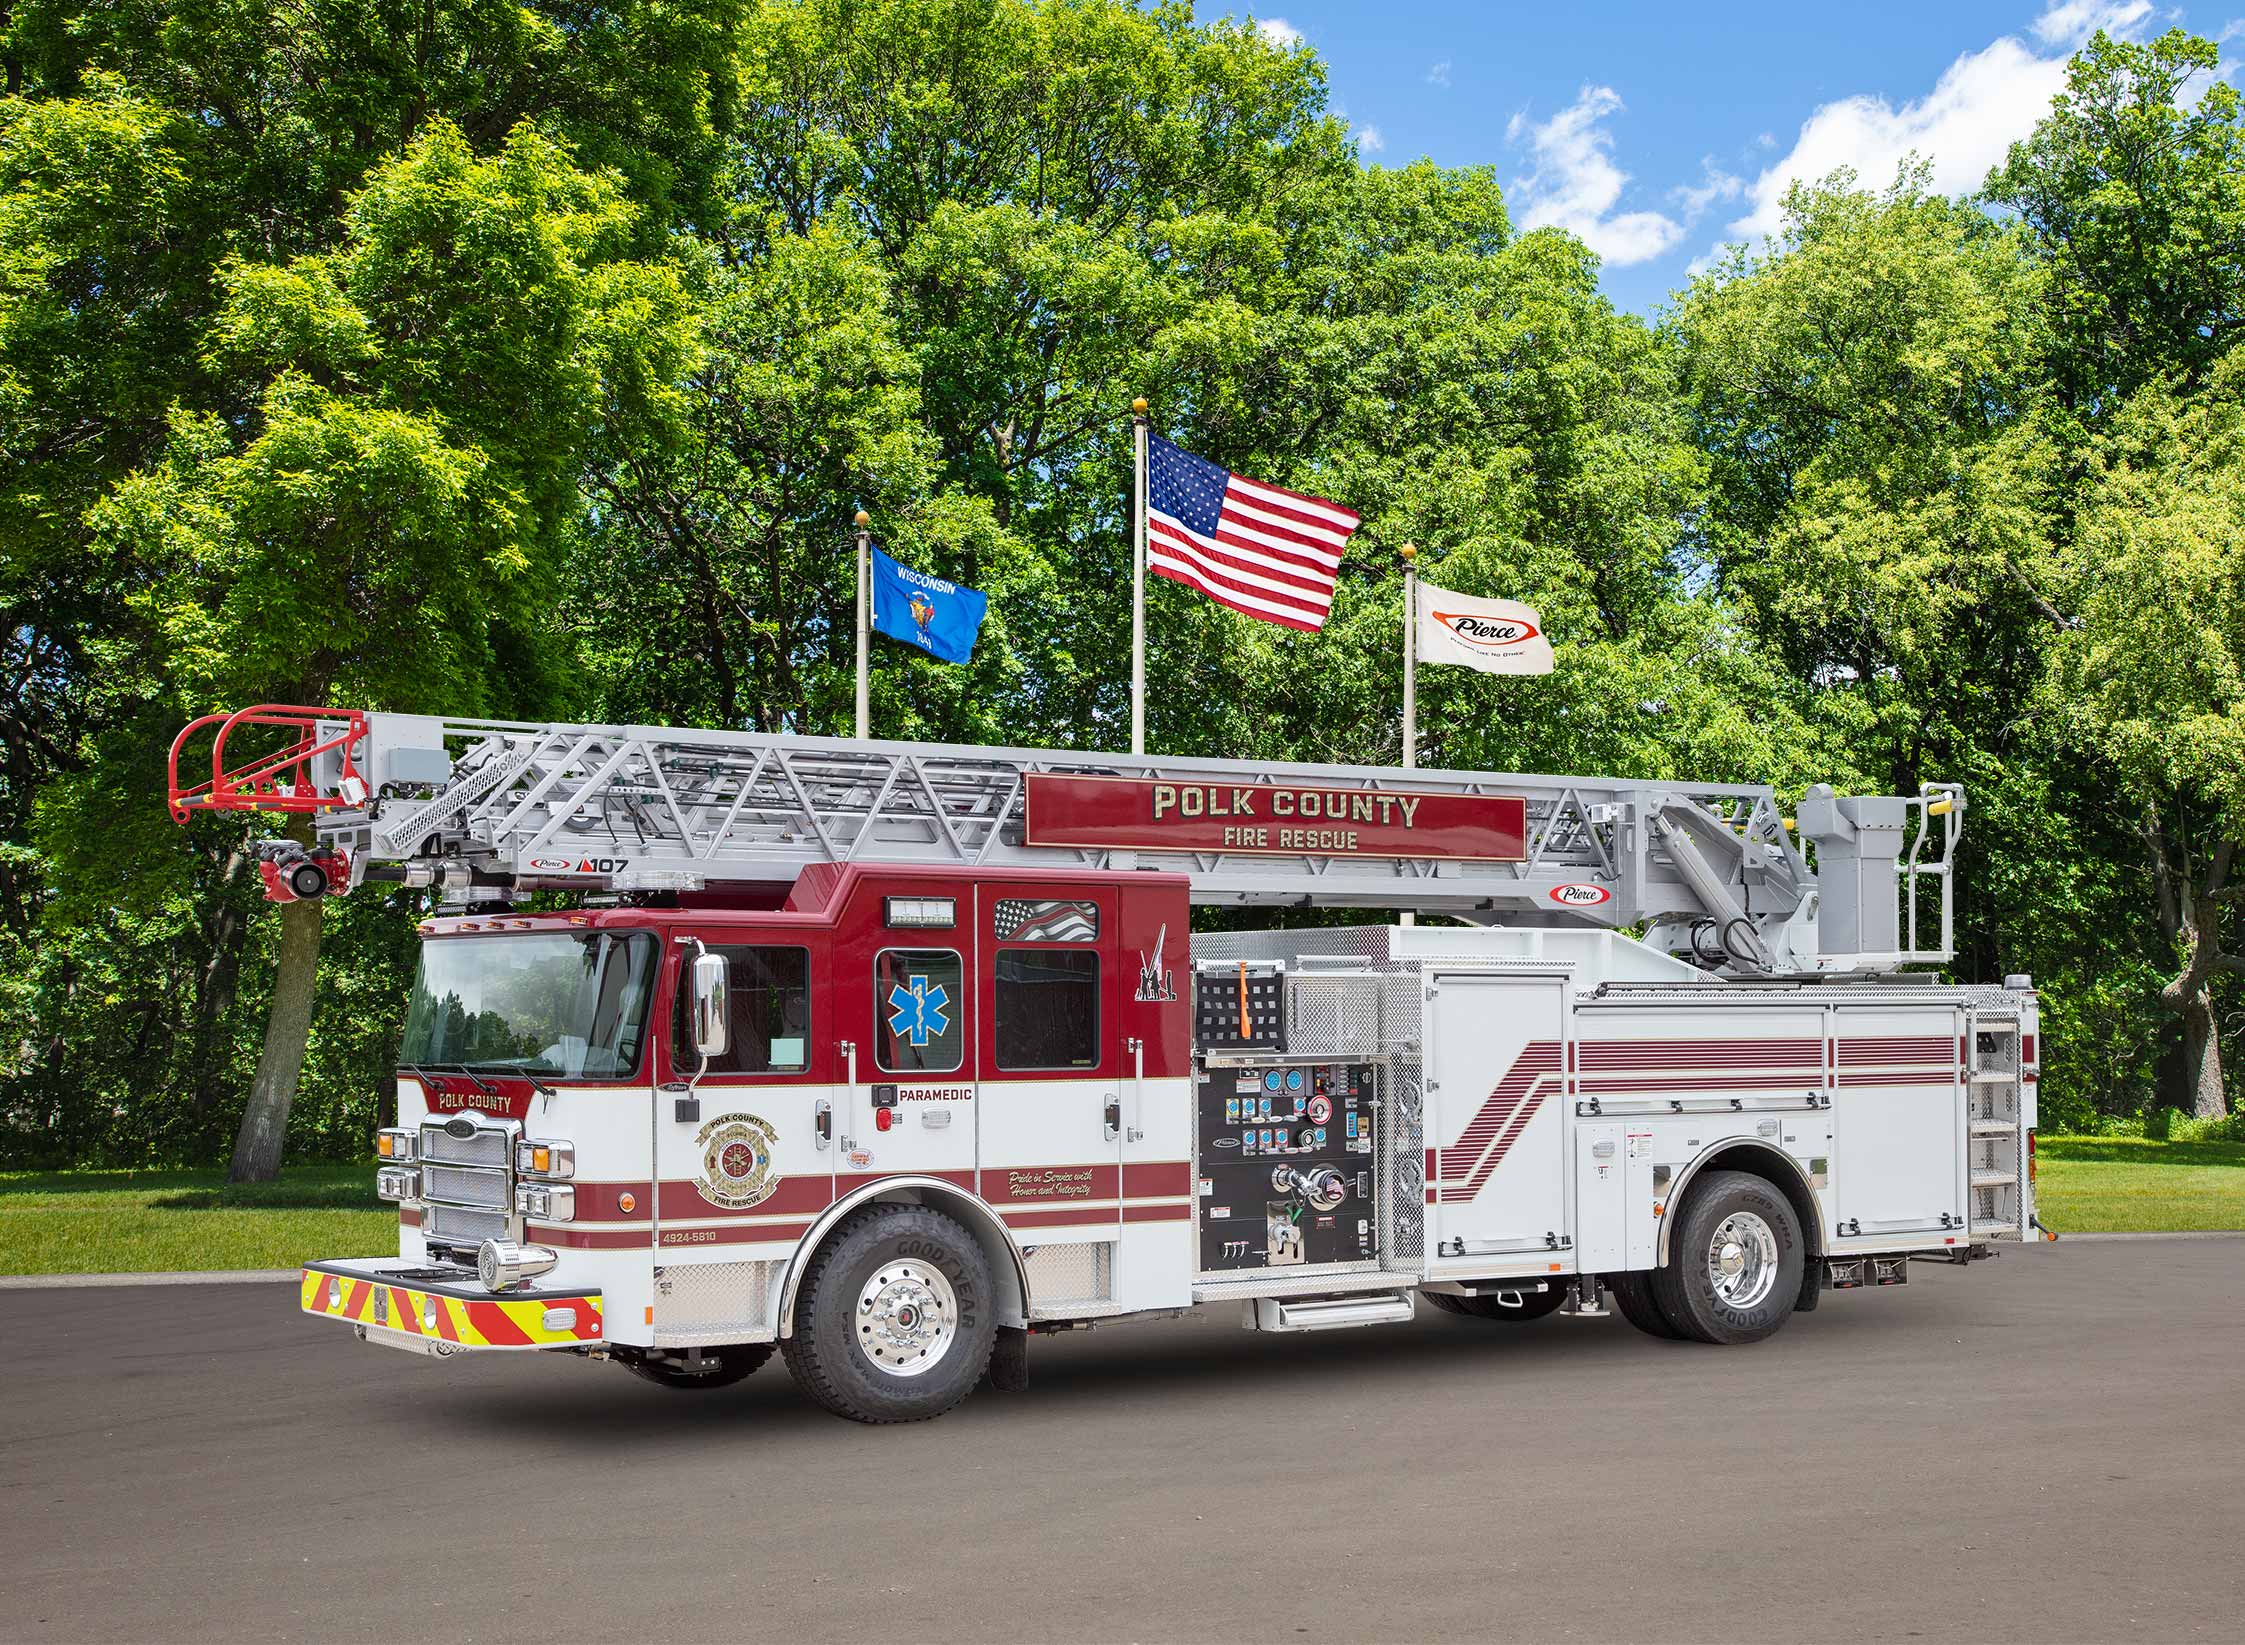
top-left (1970, 1071), bottom-right (2017, 1085)
top-left (1970, 1119), bottom-right (2018, 1136)
top-left (1247, 1290), bottom-right (1416, 1332)
top-left (1971, 1171), bottom-right (2018, 1189)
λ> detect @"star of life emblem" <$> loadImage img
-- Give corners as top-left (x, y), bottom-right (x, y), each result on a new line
top-left (887, 974), bottom-right (951, 1047)
top-left (693, 1112), bottom-right (779, 1210)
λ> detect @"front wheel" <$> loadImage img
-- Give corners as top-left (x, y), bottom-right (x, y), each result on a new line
top-left (1649, 1170), bottom-right (1805, 1345)
top-left (783, 1204), bottom-right (996, 1423)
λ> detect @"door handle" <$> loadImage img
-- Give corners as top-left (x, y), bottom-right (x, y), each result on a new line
top-left (1126, 1037), bottom-right (1144, 1143)
top-left (1103, 1095), bottom-right (1122, 1140)
top-left (814, 1098), bottom-right (832, 1150)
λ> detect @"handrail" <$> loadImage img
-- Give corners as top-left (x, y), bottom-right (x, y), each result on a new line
top-left (166, 704), bottom-right (370, 824)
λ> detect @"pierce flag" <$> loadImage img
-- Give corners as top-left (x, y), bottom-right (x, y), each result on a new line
top-left (1414, 581), bottom-right (1553, 675)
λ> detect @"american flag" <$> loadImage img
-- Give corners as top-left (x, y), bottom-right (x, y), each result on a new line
top-left (1146, 435), bottom-right (1361, 632)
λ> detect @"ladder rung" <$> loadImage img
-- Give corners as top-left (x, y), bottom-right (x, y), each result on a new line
top-left (1971, 1171), bottom-right (2017, 1189)
top-left (1969, 1071), bottom-right (2016, 1085)
top-left (1969, 1120), bottom-right (2017, 1136)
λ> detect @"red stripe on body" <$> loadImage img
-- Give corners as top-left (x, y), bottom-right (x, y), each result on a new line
top-left (657, 1222), bottom-right (812, 1248)
top-left (1001, 1207), bottom-right (1119, 1230)
top-left (1121, 1161), bottom-right (1192, 1196)
top-left (389, 1286), bottom-right (421, 1335)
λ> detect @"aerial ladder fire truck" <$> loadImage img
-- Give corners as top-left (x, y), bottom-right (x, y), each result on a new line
top-left (169, 704), bottom-right (2039, 1424)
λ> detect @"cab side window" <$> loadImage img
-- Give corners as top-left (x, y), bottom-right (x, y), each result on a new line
top-left (672, 945), bottom-right (811, 1074)
top-left (875, 949), bottom-right (965, 1073)
top-left (994, 950), bottom-right (1100, 1069)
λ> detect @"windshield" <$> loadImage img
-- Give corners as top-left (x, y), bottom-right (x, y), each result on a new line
top-left (400, 932), bottom-right (657, 1079)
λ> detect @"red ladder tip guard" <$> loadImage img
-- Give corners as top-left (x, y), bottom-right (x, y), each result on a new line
top-left (166, 705), bottom-right (372, 826)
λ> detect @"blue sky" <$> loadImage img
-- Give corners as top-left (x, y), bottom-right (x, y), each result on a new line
top-left (1241, 1), bottom-right (2243, 314)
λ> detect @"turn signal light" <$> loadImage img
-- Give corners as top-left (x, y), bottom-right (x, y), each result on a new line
top-left (515, 1139), bottom-right (575, 1179)
top-left (376, 1128), bottom-right (416, 1162)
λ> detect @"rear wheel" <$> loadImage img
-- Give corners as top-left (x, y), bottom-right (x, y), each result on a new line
top-left (783, 1204), bottom-right (996, 1423)
top-left (1606, 1270), bottom-right (1686, 1340)
top-left (1649, 1170), bottom-right (1804, 1345)
top-left (622, 1343), bottom-right (773, 1389)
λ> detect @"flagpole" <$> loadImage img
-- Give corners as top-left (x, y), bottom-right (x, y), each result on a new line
top-left (1399, 542), bottom-right (1417, 928)
top-left (1130, 397), bottom-right (1149, 756)
top-left (854, 509), bottom-right (871, 740)
top-left (1400, 542), bottom-right (1418, 770)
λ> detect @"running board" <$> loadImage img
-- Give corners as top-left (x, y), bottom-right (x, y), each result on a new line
top-left (1246, 1290), bottom-right (1416, 1332)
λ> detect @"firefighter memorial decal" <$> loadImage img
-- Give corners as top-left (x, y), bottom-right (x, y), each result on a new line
top-left (694, 1112), bottom-right (779, 1210)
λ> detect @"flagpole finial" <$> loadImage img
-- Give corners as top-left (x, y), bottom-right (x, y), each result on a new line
top-left (1131, 397), bottom-right (1148, 416)
top-left (854, 509), bottom-right (870, 528)
top-left (1399, 542), bottom-right (1417, 562)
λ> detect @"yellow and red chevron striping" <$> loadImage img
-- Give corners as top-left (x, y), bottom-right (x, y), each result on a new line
top-left (298, 1269), bottom-right (602, 1349)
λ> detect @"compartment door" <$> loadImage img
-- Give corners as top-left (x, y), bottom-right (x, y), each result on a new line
top-left (1426, 972), bottom-right (1568, 1264)
top-left (1832, 1005), bottom-right (1965, 1239)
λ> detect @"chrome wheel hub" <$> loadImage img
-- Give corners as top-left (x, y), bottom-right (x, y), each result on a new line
top-left (856, 1260), bottom-right (957, 1377)
top-left (1707, 1211), bottom-right (1779, 1310)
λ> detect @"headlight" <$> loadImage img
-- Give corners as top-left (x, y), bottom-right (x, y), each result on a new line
top-left (477, 1239), bottom-right (558, 1292)
top-left (515, 1139), bottom-right (575, 1179)
top-left (375, 1165), bottom-right (419, 1203)
top-left (514, 1183), bottom-right (576, 1221)
top-left (376, 1127), bottom-right (417, 1162)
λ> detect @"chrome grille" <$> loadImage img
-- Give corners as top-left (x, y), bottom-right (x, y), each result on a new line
top-left (422, 1163), bottom-right (509, 1208)
top-left (420, 1121), bottom-right (511, 1166)
top-left (423, 1202), bottom-right (507, 1246)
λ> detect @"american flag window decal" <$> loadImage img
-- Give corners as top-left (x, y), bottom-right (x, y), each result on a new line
top-left (993, 898), bottom-right (1100, 943)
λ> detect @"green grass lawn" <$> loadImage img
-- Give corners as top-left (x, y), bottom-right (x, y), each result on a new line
top-left (1, 1137), bottom-right (2235, 1276)
top-left (0, 1164), bottom-right (397, 1275)
top-left (2033, 1136), bottom-right (2245, 1234)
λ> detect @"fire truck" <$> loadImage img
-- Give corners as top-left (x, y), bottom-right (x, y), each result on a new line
top-left (169, 705), bottom-right (2041, 1424)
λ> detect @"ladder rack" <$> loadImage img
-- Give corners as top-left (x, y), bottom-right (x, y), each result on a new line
top-left (167, 705), bottom-right (1963, 976)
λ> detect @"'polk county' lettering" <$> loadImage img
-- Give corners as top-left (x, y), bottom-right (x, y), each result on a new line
top-left (1151, 784), bottom-right (1423, 827)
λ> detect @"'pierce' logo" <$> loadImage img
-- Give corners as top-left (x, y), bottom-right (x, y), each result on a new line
top-left (1434, 611), bottom-right (1542, 650)
top-left (1548, 883), bottom-right (1613, 907)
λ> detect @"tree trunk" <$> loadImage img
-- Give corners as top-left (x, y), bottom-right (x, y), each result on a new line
top-left (228, 827), bottom-right (326, 1183)
top-left (2180, 985), bottom-right (2226, 1121)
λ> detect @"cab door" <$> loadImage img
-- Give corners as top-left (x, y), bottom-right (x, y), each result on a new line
top-left (652, 932), bottom-right (835, 1324)
top-left (845, 931), bottom-right (979, 1191)
top-left (973, 884), bottom-right (1123, 1250)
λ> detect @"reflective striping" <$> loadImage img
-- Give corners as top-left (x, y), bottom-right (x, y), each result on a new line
top-left (299, 1268), bottom-right (602, 1349)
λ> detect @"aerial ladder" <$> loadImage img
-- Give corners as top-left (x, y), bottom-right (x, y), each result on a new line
top-left (167, 704), bottom-right (1963, 979)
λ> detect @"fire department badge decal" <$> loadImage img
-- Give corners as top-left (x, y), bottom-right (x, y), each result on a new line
top-left (693, 1113), bottom-right (779, 1210)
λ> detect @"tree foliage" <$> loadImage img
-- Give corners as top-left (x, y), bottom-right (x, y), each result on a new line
top-left (1, 7), bottom-right (2241, 1164)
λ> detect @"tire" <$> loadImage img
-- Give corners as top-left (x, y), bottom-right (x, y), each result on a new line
top-left (1606, 1269), bottom-right (1687, 1340)
top-left (1459, 1281), bottom-right (1569, 1321)
top-left (1421, 1291), bottom-right (1479, 1317)
top-left (622, 1343), bottom-right (773, 1389)
top-left (1649, 1169), bottom-right (1805, 1345)
top-left (782, 1203), bottom-right (996, 1424)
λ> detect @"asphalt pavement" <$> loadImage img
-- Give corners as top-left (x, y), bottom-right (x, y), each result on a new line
top-left (2, 1237), bottom-right (2241, 1643)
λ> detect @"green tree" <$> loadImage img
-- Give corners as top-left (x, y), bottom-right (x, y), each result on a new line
top-left (1985, 27), bottom-right (2245, 414)
top-left (81, 120), bottom-right (677, 1176)
top-left (2046, 354), bottom-right (2245, 1118)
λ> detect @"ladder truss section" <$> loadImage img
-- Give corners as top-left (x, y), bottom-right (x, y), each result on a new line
top-left (293, 713), bottom-right (1811, 931)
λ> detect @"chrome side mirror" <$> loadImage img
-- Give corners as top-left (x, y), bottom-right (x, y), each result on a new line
top-left (690, 950), bottom-right (730, 1060)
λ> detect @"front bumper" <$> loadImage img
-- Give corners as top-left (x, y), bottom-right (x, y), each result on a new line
top-left (301, 1257), bottom-right (603, 1353)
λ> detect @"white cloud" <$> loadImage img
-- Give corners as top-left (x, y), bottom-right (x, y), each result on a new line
top-left (1428, 59), bottom-right (1452, 88)
top-left (1505, 85), bottom-right (1687, 266)
top-left (1356, 124), bottom-right (1386, 153)
top-left (1717, 0), bottom-right (2153, 250)
top-left (1672, 157), bottom-right (1744, 217)
top-left (2032, 1), bottom-right (2150, 46)
top-left (1255, 17), bottom-right (1302, 49)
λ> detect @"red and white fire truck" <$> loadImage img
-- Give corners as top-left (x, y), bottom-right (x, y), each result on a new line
top-left (169, 705), bottom-right (2040, 1423)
